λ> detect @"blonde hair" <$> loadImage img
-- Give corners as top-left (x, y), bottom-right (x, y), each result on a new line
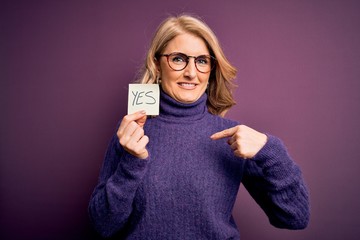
top-left (137, 14), bottom-right (237, 116)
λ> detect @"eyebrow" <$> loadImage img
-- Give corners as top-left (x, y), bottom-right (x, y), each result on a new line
top-left (169, 52), bottom-right (211, 57)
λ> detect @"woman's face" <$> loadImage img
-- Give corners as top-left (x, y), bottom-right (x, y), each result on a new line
top-left (157, 33), bottom-right (211, 103)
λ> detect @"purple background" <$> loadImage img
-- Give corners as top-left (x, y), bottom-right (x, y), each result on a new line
top-left (1, 0), bottom-right (360, 239)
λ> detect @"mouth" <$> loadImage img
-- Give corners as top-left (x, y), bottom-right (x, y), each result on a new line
top-left (177, 82), bottom-right (198, 90)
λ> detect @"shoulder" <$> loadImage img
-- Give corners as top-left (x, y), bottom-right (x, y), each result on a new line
top-left (206, 112), bottom-right (240, 131)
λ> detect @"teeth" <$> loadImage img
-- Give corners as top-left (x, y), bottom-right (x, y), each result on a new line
top-left (179, 83), bottom-right (195, 86)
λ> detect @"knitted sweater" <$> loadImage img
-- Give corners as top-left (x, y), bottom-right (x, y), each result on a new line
top-left (88, 90), bottom-right (310, 239)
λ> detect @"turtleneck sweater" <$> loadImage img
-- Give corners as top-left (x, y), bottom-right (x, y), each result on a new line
top-left (88, 90), bottom-right (310, 239)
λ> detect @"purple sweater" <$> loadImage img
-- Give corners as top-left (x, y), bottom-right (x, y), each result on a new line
top-left (88, 90), bottom-right (310, 239)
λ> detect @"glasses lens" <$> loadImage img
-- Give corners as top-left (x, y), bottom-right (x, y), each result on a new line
top-left (168, 53), bottom-right (187, 71)
top-left (166, 53), bottom-right (215, 73)
top-left (195, 56), bottom-right (212, 73)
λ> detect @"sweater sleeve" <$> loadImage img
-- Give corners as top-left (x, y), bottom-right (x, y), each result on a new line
top-left (88, 133), bottom-right (149, 238)
top-left (242, 135), bottom-right (310, 229)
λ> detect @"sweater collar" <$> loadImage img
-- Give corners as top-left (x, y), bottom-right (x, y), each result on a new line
top-left (159, 88), bottom-right (208, 121)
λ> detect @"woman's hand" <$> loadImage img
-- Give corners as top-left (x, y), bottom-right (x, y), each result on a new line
top-left (210, 125), bottom-right (267, 159)
top-left (117, 110), bottom-right (149, 159)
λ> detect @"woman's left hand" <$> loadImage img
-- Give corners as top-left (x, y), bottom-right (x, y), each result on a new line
top-left (210, 125), bottom-right (268, 159)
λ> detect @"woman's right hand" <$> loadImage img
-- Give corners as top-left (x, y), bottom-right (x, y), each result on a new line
top-left (117, 110), bottom-right (149, 159)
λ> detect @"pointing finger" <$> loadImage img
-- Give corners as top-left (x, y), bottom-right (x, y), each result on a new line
top-left (210, 126), bottom-right (238, 140)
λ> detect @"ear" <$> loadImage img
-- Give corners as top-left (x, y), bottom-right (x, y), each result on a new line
top-left (154, 57), bottom-right (161, 72)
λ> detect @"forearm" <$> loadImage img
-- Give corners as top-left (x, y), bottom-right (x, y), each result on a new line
top-left (88, 136), bottom-right (148, 237)
top-left (243, 135), bottom-right (310, 229)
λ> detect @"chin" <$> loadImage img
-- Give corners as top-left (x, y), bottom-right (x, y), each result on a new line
top-left (177, 95), bottom-right (200, 103)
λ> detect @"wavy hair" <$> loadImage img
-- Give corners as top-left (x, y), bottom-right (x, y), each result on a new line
top-left (137, 14), bottom-right (237, 116)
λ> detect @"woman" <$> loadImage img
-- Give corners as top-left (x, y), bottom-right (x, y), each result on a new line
top-left (88, 14), bottom-right (310, 239)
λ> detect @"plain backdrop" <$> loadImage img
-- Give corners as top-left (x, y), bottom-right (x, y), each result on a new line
top-left (1, 0), bottom-right (360, 239)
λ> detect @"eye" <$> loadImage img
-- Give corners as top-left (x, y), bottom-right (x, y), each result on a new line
top-left (170, 53), bottom-right (187, 63)
top-left (196, 56), bottom-right (210, 65)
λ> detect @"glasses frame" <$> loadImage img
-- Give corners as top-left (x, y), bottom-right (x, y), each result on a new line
top-left (158, 52), bottom-right (216, 73)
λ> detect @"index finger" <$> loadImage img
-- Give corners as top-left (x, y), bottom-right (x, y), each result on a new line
top-left (210, 126), bottom-right (238, 140)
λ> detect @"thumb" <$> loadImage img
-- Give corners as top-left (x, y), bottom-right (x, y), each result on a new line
top-left (136, 115), bottom-right (147, 128)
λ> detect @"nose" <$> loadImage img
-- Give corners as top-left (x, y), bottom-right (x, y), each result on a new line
top-left (183, 57), bottom-right (197, 79)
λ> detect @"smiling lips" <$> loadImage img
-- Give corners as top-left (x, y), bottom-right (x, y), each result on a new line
top-left (178, 82), bottom-right (198, 90)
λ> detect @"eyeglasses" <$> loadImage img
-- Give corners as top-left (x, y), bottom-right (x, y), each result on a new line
top-left (158, 52), bottom-right (216, 73)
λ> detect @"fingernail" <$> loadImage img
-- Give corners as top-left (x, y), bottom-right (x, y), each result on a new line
top-left (140, 110), bottom-right (146, 115)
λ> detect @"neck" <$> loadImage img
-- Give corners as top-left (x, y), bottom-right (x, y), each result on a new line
top-left (159, 89), bottom-right (208, 122)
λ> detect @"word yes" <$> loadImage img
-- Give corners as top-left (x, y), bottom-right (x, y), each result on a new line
top-left (128, 84), bottom-right (159, 115)
top-left (131, 90), bottom-right (156, 106)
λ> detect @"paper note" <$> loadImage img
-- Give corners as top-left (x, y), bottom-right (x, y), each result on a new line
top-left (128, 84), bottom-right (160, 115)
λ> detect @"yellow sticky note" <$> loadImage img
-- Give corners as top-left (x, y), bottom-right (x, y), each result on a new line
top-left (127, 84), bottom-right (160, 115)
